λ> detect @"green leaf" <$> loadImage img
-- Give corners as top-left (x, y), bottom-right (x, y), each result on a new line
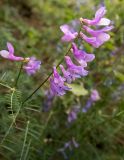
top-left (114, 71), bottom-right (124, 82)
top-left (67, 83), bottom-right (88, 96)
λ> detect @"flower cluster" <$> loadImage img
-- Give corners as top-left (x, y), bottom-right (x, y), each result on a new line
top-left (0, 42), bottom-right (41, 75)
top-left (50, 6), bottom-right (113, 96)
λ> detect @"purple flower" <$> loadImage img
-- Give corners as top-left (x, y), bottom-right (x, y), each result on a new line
top-left (68, 110), bottom-right (77, 123)
top-left (82, 89), bottom-right (100, 113)
top-left (43, 90), bottom-right (54, 112)
top-left (83, 25), bottom-right (114, 37)
top-left (82, 99), bottom-right (92, 113)
top-left (60, 24), bottom-right (78, 42)
top-left (90, 89), bottom-right (100, 101)
top-left (50, 67), bottom-right (70, 96)
top-left (80, 32), bottom-right (110, 48)
top-left (23, 56), bottom-right (41, 75)
top-left (60, 65), bottom-right (74, 83)
top-left (53, 66), bottom-right (65, 84)
top-left (71, 43), bottom-right (95, 66)
top-left (80, 7), bottom-right (110, 26)
top-left (65, 56), bottom-right (88, 80)
top-left (67, 106), bottom-right (80, 123)
top-left (0, 42), bottom-right (24, 61)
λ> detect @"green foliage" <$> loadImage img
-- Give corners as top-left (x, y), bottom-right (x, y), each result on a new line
top-left (0, 0), bottom-right (124, 160)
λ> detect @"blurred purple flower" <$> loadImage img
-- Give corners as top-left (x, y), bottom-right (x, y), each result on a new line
top-left (90, 89), bottom-right (100, 101)
top-left (23, 56), bottom-right (41, 75)
top-left (80, 7), bottom-right (110, 26)
top-left (80, 32), bottom-right (110, 48)
top-left (68, 110), bottom-right (77, 123)
top-left (42, 90), bottom-right (54, 112)
top-left (82, 89), bottom-right (100, 112)
top-left (58, 138), bottom-right (79, 159)
top-left (60, 24), bottom-right (78, 42)
top-left (71, 42), bottom-right (95, 66)
top-left (67, 106), bottom-right (80, 123)
top-left (65, 56), bottom-right (88, 80)
top-left (0, 42), bottom-right (24, 61)
top-left (50, 67), bottom-right (70, 96)
top-left (82, 99), bottom-right (92, 113)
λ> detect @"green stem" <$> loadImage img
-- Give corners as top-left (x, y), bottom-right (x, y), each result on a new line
top-left (15, 62), bottom-right (23, 88)
top-left (22, 44), bottom-right (72, 105)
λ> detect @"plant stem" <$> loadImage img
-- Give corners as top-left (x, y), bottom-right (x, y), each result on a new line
top-left (22, 44), bottom-right (72, 105)
top-left (15, 62), bottom-right (23, 88)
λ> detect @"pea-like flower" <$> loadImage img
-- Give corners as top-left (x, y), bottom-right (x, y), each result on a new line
top-left (83, 25), bottom-right (114, 37)
top-left (50, 67), bottom-right (70, 96)
top-left (60, 24), bottom-right (78, 42)
top-left (90, 89), bottom-right (100, 101)
top-left (65, 56), bottom-right (88, 80)
top-left (80, 7), bottom-right (110, 26)
top-left (53, 66), bottom-right (65, 84)
top-left (80, 32), bottom-right (110, 48)
top-left (71, 42), bottom-right (95, 66)
top-left (0, 42), bottom-right (24, 61)
top-left (60, 65), bottom-right (74, 83)
top-left (23, 57), bottom-right (41, 75)
top-left (82, 89), bottom-right (100, 113)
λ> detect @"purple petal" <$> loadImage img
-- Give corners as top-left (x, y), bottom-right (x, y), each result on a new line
top-left (7, 42), bottom-right (14, 55)
top-left (71, 43), bottom-right (95, 65)
top-left (60, 24), bottom-right (70, 34)
top-left (97, 18), bottom-right (110, 26)
top-left (83, 25), bottom-right (113, 37)
top-left (90, 89), bottom-right (100, 101)
top-left (95, 7), bottom-right (106, 19)
top-left (0, 50), bottom-right (9, 58)
top-left (24, 56), bottom-right (41, 75)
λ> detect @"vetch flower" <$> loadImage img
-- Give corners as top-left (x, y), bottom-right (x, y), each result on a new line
top-left (60, 65), bottom-right (74, 83)
top-left (82, 89), bottom-right (100, 113)
top-left (67, 106), bottom-right (80, 123)
top-left (53, 66), bottom-right (65, 84)
top-left (83, 25), bottom-right (114, 37)
top-left (71, 42), bottom-right (95, 66)
top-left (80, 7), bottom-right (110, 26)
top-left (50, 67), bottom-right (70, 96)
top-left (65, 56), bottom-right (88, 80)
top-left (80, 32), bottom-right (110, 48)
top-left (90, 89), bottom-right (100, 101)
top-left (60, 24), bottom-right (78, 42)
top-left (82, 99), bottom-right (92, 113)
top-left (68, 110), bottom-right (77, 123)
top-left (0, 42), bottom-right (24, 61)
top-left (23, 56), bottom-right (41, 75)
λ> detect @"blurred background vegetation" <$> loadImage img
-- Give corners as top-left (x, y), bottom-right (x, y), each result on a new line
top-left (0, 0), bottom-right (124, 159)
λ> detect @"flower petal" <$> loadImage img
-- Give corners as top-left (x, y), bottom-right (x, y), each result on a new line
top-left (0, 50), bottom-right (9, 58)
top-left (60, 25), bottom-right (70, 34)
top-left (97, 18), bottom-right (110, 26)
top-left (7, 42), bottom-right (14, 55)
top-left (95, 7), bottom-right (106, 19)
